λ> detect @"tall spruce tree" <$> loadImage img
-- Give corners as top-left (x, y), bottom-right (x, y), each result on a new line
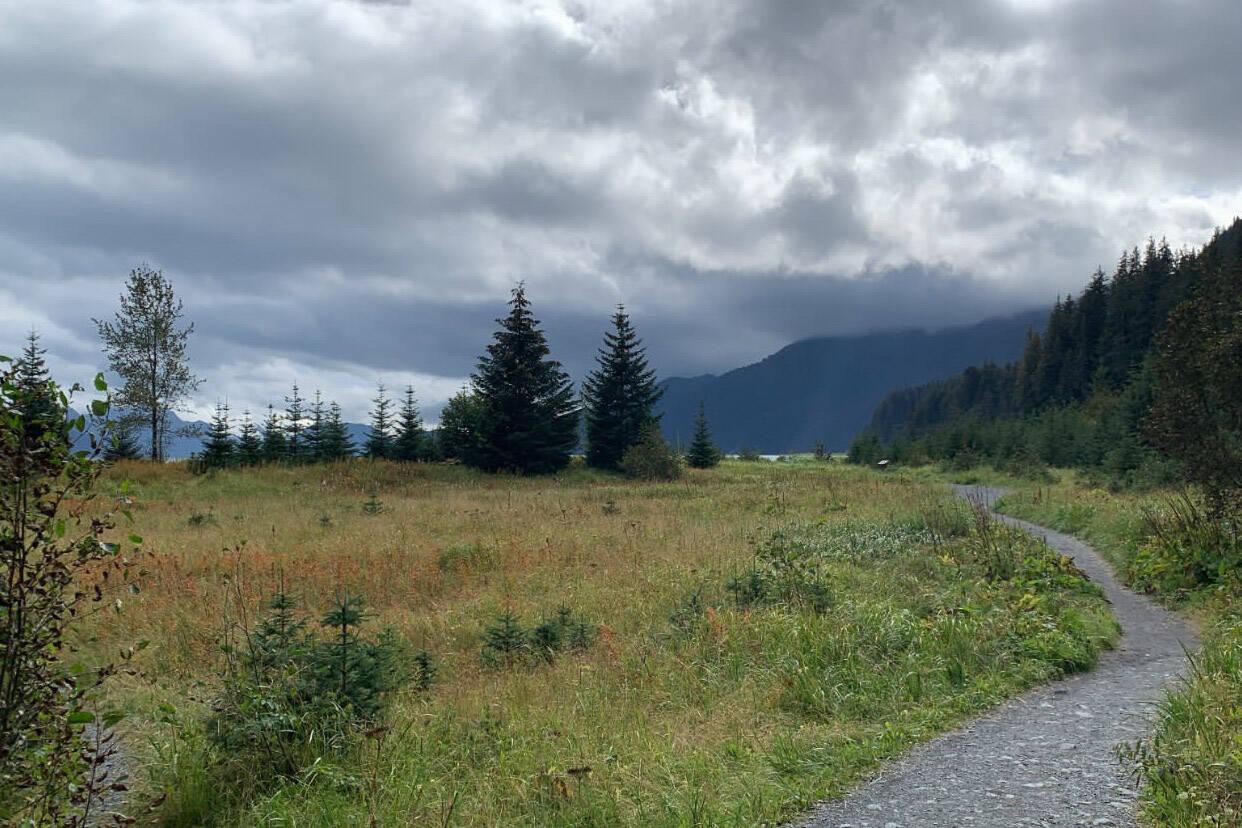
top-left (261, 404), bottom-right (286, 463)
top-left (686, 402), bottom-right (721, 468)
top-left (93, 265), bottom-right (201, 460)
top-left (364, 383), bottom-right (394, 459)
top-left (582, 306), bottom-right (663, 470)
top-left (306, 390), bottom-right (327, 463)
top-left (469, 284), bottom-right (579, 473)
top-left (393, 385), bottom-right (426, 462)
top-left (200, 401), bottom-right (236, 469)
top-left (236, 409), bottom-right (262, 466)
top-left (320, 401), bottom-right (356, 461)
top-left (284, 384), bottom-right (307, 464)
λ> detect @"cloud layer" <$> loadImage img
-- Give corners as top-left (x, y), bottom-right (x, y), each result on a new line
top-left (3, 0), bottom-right (1240, 420)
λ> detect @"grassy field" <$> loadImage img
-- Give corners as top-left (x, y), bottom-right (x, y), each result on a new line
top-left (993, 474), bottom-right (1242, 825)
top-left (86, 459), bottom-right (1118, 826)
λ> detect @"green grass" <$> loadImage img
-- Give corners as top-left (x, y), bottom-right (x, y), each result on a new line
top-left (91, 460), bottom-right (1117, 826)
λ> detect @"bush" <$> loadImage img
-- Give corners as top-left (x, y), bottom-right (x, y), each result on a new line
top-left (620, 425), bottom-right (682, 481)
top-left (737, 447), bottom-right (762, 462)
top-left (482, 607), bottom-right (595, 665)
top-left (0, 362), bottom-right (139, 824)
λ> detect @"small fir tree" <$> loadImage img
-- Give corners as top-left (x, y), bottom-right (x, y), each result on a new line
top-left (582, 306), bottom-right (663, 470)
top-left (392, 385), bottom-right (426, 462)
top-left (364, 383), bottom-right (394, 459)
top-left (260, 404), bottom-right (286, 463)
top-left (104, 419), bottom-right (143, 462)
top-left (686, 402), bottom-right (721, 468)
top-left (319, 401), bottom-right (355, 461)
top-left (284, 384), bottom-right (307, 464)
top-left (200, 401), bottom-right (236, 469)
top-left (468, 284), bottom-right (579, 474)
top-left (236, 410), bottom-right (262, 466)
top-left (13, 330), bottom-right (64, 445)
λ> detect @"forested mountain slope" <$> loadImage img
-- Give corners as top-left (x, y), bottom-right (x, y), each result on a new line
top-left (851, 219), bottom-right (1242, 483)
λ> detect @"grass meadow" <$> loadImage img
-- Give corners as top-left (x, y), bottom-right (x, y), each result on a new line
top-left (85, 459), bottom-right (1118, 826)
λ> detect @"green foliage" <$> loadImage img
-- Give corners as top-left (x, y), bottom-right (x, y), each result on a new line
top-left (855, 222), bottom-right (1242, 487)
top-left (481, 611), bottom-right (529, 663)
top-left (94, 265), bottom-right (201, 461)
top-left (437, 390), bottom-right (488, 463)
top-left (1144, 257), bottom-right (1242, 514)
top-left (583, 306), bottom-right (663, 470)
top-left (0, 362), bottom-right (137, 824)
top-left (464, 284), bottom-right (579, 474)
top-left (392, 385), bottom-right (428, 462)
top-left (685, 402), bottom-right (721, 468)
top-left (260, 404), bottom-right (286, 464)
top-left (619, 424), bottom-right (682, 481)
top-left (481, 607), bottom-right (594, 666)
top-left (320, 400), bottom-right (356, 461)
top-left (283, 384), bottom-right (308, 464)
top-left (364, 382), bottom-right (394, 459)
top-left (737, 446), bottom-right (762, 462)
top-left (199, 400), bottom-right (236, 470)
top-left (235, 410), bottom-right (263, 466)
top-left (207, 587), bottom-right (414, 782)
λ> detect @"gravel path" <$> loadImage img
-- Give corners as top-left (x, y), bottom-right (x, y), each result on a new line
top-left (798, 485), bottom-right (1196, 828)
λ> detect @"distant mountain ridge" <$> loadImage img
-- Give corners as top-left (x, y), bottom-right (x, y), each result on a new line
top-left (655, 310), bottom-right (1046, 453)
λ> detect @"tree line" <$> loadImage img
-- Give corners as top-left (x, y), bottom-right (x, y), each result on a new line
top-left (26, 269), bottom-right (725, 476)
top-left (851, 218), bottom-right (1242, 504)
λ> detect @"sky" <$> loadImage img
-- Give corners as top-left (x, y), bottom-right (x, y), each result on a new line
top-left (3, 0), bottom-right (1241, 423)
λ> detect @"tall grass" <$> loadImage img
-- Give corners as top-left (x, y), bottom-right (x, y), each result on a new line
top-left (87, 460), bottom-right (1115, 826)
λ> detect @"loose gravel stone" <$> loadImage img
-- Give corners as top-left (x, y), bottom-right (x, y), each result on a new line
top-left (798, 486), bottom-right (1196, 828)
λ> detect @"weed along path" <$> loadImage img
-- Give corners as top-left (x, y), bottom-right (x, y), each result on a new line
top-left (800, 485), bottom-right (1196, 828)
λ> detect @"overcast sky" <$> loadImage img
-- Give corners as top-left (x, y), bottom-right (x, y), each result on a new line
top-left (4, 0), bottom-right (1240, 422)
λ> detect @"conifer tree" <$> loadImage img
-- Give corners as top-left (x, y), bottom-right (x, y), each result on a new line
top-left (686, 402), bottom-right (721, 468)
top-left (200, 401), bottom-right (236, 469)
top-left (320, 401), bottom-right (356, 461)
top-left (284, 384), bottom-right (307, 464)
top-left (261, 404), bottom-right (286, 464)
top-left (236, 409), bottom-right (262, 466)
top-left (469, 284), bottom-right (579, 474)
top-left (364, 383), bottom-right (394, 459)
top-left (104, 421), bottom-right (143, 462)
top-left (582, 306), bottom-right (663, 470)
top-left (306, 390), bottom-right (327, 463)
top-left (393, 385), bottom-right (426, 462)
top-left (12, 330), bottom-right (65, 446)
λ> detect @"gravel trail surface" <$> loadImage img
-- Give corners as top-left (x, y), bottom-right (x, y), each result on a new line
top-left (799, 485), bottom-right (1196, 828)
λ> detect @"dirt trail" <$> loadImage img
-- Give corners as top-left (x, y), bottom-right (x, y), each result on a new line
top-left (799, 485), bottom-right (1196, 828)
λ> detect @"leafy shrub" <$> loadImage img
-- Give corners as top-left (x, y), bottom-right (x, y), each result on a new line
top-left (737, 447), bottom-right (762, 462)
top-left (620, 425), bottom-right (682, 481)
top-left (1126, 493), bottom-right (1242, 594)
top-left (728, 530), bottom-right (832, 613)
top-left (0, 364), bottom-right (139, 825)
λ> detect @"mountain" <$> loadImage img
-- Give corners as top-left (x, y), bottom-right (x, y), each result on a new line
top-left (656, 310), bottom-right (1046, 453)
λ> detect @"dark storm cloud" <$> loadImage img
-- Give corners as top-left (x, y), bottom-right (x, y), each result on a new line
top-left (2, 0), bottom-right (1240, 420)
